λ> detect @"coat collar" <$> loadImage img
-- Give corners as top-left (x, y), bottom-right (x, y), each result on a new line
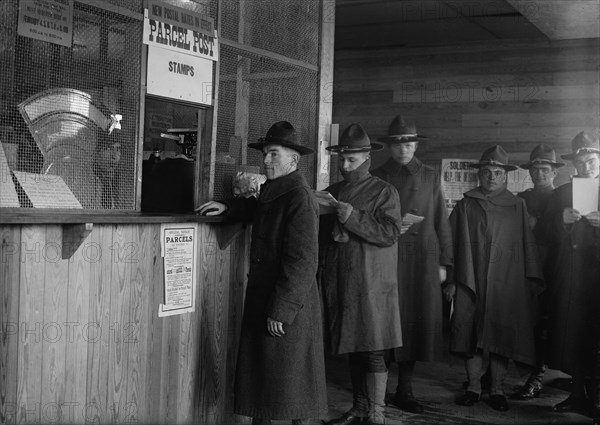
top-left (340, 158), bottom-right (372, 183)
top-left (380, 156), bottom-right (422, 176)
top-left (259, 170), bottom-right (307, 203)
top-left (464, 187), bottom-right (519, 206)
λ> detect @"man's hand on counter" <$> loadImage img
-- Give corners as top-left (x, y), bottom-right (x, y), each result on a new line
top-left (196, 201), bottom-right (228, 216)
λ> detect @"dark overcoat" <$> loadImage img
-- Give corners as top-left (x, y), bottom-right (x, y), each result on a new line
top-left (232, 170), bottom-right (328, 420)
top-left (319, 162), bottom-right (403, 354)
top-left (542, 181), bottom-right (600, 375)
top-left (448, 188), bottom-right (544, 366)
top-left (372, 157), bottom-right (453, 361)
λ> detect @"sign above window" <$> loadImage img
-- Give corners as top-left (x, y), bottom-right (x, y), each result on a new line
top-left (147, 45), bottom-right (214, 105)
top-left (143, 0), bottom-right (218, 62)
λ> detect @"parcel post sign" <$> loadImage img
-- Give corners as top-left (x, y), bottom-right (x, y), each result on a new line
top-left (143, 0), bottom-right (218, 62)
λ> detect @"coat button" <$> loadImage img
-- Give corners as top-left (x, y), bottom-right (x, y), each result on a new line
top-left (572, 244), bottom-right (577, 249)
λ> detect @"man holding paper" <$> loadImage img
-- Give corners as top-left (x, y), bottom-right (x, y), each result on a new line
top-left (319, 123), bottom-right (403, 425)
top-left (541, 131), bottom-right (600, 416)
top-left (371, 115), bottom-right (453, 414)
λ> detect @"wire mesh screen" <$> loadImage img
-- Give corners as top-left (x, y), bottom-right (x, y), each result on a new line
top-left (220, 0), bottom-right (320, 66)
top-left (214, 44), bottom-right (319, 201)
top-left (0, 1), bottom-right (141, 209)
top-left (214, 0), bottom-right (321, 200)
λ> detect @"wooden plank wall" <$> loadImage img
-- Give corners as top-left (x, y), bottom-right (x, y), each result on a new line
top-left (332, 38), bottom-right (600, 184)
top-left (0, 223), bottom-right (247, 425)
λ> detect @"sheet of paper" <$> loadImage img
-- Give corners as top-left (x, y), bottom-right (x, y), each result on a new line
top-left (0, 144), bottom-right (20, 207)
top-left (572, 177), bottom-right (599, 215)
top-left (402, 213), bottom-right (425, 225)
top-left (314, 190), bottom-right (338, 206)
top-left (13, 171), bottom-right (82, 208)
top-left (158, 224), bottom-right (198, 317)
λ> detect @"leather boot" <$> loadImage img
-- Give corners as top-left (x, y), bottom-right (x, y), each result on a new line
top-left (592, 340), bottom-right (600, 421)
top-left (324, 361), bottom-right (367, 425)
top-left (364, 372), bottom-right (388, 425)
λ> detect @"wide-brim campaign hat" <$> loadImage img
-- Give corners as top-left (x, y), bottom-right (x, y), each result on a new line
top-left (326, 122), bottom-right (383, 153)
top-left (560, 131), bottom-right (600, 160)
top-left (248, 121), bottom-right (314, 155)
top-left (520, 144), bottom-right (564, 169)
top-left (377, 115), bottom-right (427, 144)
top-left (469, 145), bottom-right (518, 171)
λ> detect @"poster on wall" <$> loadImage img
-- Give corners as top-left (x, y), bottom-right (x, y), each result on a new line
top-left (143, 0), bottom-right (218, 62)
top-left (147, 45), bottom-right (214, 105)
top-left (17, 0), bottom-right (74, 47)
top-left (441, 159), bottom-right (478, 215)
top-left (158, 224), bottom-right (198, 317)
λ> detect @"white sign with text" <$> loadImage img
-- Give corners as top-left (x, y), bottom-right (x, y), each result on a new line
top-left (147, 45), bottom-right (214, 105)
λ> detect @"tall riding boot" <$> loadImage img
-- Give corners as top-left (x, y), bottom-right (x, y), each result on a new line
top-left (325, 358), bottom-right (367, 425)
top-left (592, 339), bottom-right (600, 421)
top-left (364, 372), bottom-right (388, 425)
top-left (389, 360), bottom-right (423, 413)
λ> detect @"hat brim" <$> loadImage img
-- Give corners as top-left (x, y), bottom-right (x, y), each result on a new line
top-left (561, 148), bottom-right (600, 160)
top-left (248, 139), bottom-right (314, 155)
top-left (520, 160), bottom-right (565, 169)
top-left (377, 134), bottom-right (427, 144)
top-left (469, 162), bottom-right (518, 171)
top-left (326, 142), bottom-right (384, 153)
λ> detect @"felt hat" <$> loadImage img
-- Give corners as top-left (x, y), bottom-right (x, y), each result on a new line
top-left (560, 131), bottom-right (600, 160)
top-left (469, 145), bottom-right (518, 171)
top-left (326, 123), bottom-right (383, 153)
top-left (520, 144), bottom-right (564, 169)
top-left (248, 121), bottom-right (313, 155)
top-left (377, 115), bottom-right (427, 144)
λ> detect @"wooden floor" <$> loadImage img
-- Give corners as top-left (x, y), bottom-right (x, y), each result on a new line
top-left (265, 353), bottom-right (594, 425)
top-left (318, 354), bottom-right (594, 425)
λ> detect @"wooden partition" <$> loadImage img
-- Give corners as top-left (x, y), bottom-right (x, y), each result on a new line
top-left (0, 222), bottom-right (248, 425)
top-left (333, 38), bottom-right (600, 176)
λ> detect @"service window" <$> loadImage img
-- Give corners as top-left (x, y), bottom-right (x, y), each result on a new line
top-left (0, 1), bottom-right (142, 210)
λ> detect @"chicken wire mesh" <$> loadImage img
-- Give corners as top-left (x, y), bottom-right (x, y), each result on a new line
top-left (1, 0), bottom-right (142, 209)
top-left (213, 0), bottom-right (321, 200)
top-left (213, 44), bottom-right (319, 201)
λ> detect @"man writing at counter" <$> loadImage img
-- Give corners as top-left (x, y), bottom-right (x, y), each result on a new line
top-left (197, 121), bottom-right (327, 425)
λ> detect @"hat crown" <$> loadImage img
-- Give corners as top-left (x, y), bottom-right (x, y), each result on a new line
top-left (339, 123), bottom-right (371, 148)
top-left (249, 120), bottom-right (313, 155)
top-left (479, 145), bottom-right (510, 166)
top-left (263, 121), bottom-right (298, 144)
top-left (570, 131), bottom-right (600, 155)
top-left (529, 144), bottom-right (557, 163)
top-left (387, 115), bottom-right (417, 137)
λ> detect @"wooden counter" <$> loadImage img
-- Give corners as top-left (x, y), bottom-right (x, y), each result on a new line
top-left (0, 220), bottom-right (249, 424)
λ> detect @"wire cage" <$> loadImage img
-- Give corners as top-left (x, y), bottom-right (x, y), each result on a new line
top-left (1, 0), bottom-right (142, 209)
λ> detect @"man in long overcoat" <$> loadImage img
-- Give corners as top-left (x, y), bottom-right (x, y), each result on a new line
top-left (511, 144), bottom-right (564, 400)
top-left (319, 123), bottom-right (402, 425)
top-left (444, 145), bottom-right (544, 412)
top-left (540, 132), bottom-right (600, 415)
top-left (198, 121), bottom-right (327, 425)
top-left (371, 115), bottom-right (453, 413)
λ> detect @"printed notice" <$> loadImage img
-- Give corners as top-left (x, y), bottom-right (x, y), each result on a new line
top-left (13, 171), bottom-right (82, 208)
top-left (441, 159), bottom-right (479, 215)
top-left (159, 224), bottom-right (198, 317)
top-left (0, 144), bottom-right (20, 207)
top-left (573, 177), bottom-right (599, 215)
top-left (18, 0), bottom-right (74, 48)
top-left (143, 1), bottom-right (218, 61)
